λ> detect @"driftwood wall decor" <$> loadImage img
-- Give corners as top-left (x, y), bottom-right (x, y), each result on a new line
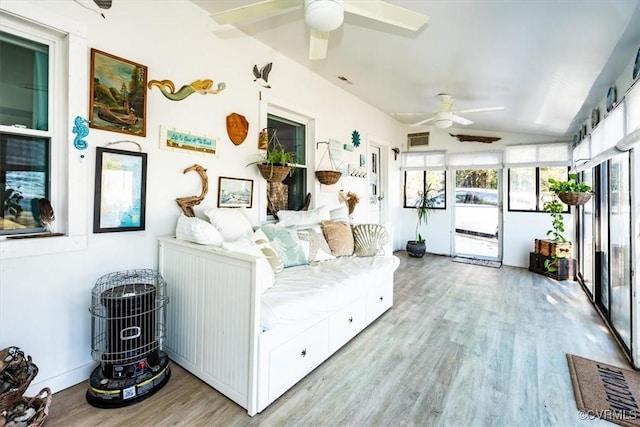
top-left (449, 133), bottom-right (501, 144)
top-left (176, 164), bottom-right (209, 217)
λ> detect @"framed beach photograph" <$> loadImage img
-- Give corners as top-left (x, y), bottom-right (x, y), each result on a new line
top-left (89, 49), bottom-right (148, 137)
top-left (94, 147), bottom-right (147, 233)
top-left (218, 177), bottom-right (253, 208)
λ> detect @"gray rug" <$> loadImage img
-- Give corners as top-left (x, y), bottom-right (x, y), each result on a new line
top-left (452, 257), bottom-right (501, 268)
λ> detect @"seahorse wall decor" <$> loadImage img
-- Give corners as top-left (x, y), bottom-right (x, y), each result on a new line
top-left (148, 79), bottom-right (226, 101)
top-left (72, 115), bottom-right (90, 158)
top-left (176, 164), bottom-right (209, 217)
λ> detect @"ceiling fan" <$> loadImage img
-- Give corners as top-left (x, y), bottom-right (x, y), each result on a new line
top-left (395, 94), bottom-right (504, 128)
top-left (209, 0), bottom-right (429, 60)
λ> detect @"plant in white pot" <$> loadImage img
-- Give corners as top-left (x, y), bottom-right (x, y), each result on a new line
top-left (406, 188), bottom-right (434, 258)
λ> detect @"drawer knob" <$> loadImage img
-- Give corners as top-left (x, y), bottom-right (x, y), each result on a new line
top-left (301, 348), bottom-right (307, 357)
top-left (348, 316), bottom-right (353, 323)
top-left (379, 296), bottom-right (384, 301)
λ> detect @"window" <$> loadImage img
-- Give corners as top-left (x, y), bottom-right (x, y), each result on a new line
top-left (403, 170), bottom-right (446, 208)
top-left (0, 3), bottom-right (88, 259)
top-left (508, 166), bottom-right (569, 211)
top-left (266, 114), bottom-right (306, 215)
top-left (1, 31), bottom-right (50, 235)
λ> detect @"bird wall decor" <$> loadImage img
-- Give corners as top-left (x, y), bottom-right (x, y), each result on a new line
top-left (148, 79), bottom-right (226, 101)
top-left (176, 164), bottom-right (209, 217)
top-left (253, 63), bottom-right (272, 88)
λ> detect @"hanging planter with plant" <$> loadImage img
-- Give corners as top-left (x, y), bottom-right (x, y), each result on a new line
top-left (247, 128), bottom-right (297, 182)
top-left (315, 141), bottom-right (341, 185)
top-left (549, 173), bottom-right (593, 206)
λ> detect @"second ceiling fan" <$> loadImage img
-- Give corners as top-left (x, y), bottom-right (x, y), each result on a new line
top-left (209, 0), bottom-right (429, 60)
top-left (395, 93), bottom-right (505, 129)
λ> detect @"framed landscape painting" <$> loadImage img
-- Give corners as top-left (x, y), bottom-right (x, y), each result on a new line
top-left (89, 49), bottom-right (147, 137)
top-left (218, 177), bottom-right (253, 208)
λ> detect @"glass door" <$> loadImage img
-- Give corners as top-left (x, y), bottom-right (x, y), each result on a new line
top-left (577, 169), bottom-right (594, 297)
top-left (453, 168), bottom-right (501, 260)
top-left (608, 153), bottom-right (632, 350)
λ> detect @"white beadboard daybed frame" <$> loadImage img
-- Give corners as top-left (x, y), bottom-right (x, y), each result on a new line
top-left (158, 236), bottom-right (396, 416)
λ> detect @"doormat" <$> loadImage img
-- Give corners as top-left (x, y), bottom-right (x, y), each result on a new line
top-left (451, 257), bottom-right (501, 268)
top-left (567, 354), bottom-right (640, 426)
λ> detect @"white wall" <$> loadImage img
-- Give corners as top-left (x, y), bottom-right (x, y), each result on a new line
top-left (392, 126), bottom-right (564, 267)
top-left (0, 0), bottom-right (404, 393)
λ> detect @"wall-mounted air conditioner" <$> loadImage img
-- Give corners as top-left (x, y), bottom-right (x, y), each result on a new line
top-left (407, 132), bottom-right (430, 150)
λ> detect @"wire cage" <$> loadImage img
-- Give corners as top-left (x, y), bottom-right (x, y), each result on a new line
top-left (89, 269), bottom-right (168, 369)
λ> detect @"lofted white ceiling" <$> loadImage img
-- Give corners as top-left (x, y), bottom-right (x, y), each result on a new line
top-left (190, 0), bottom-right (640, 137)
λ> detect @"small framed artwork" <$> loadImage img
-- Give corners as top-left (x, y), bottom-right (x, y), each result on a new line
top-left (218, 177), bottom-right (253, 208)
top-left (89, 49), bottom-right (148, 137)
top-left (94, 147), bottom-right (147, 233)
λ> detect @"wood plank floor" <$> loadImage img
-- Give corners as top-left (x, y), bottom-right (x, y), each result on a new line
top-left (46, 251), bottom-right (627, 426)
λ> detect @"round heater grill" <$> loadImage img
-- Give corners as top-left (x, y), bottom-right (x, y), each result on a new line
top-left (87, 269), bottom-right (170, 408)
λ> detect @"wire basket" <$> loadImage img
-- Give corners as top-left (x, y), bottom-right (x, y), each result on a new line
top-left (0, 346), bottom-right (39, 410)
top-left (315, 170), bottom-right (342, 185)
top-left (558, 192), bottom-right (592, 206)
top-left (1, 387), bottom-right (52, 427)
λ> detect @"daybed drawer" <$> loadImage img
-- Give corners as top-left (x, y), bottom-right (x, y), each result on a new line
top-left (328, 299), bottom-right (367, 352)
top-left (268, 319), bottom-right (329, 402)
top-left (366, 284), bottom-right (393, 322)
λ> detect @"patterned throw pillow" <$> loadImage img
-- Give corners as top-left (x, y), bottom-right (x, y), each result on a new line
top-left (252, 229), bottom-right (284, 273)
top-left (259, 226), bottom-right (308, 268)
top-left (352, 224), bottom-right (389, 257)
top-left (297, 226), bottom-right (335, 262)
top-left (321, 220), bottom-right (354, 257)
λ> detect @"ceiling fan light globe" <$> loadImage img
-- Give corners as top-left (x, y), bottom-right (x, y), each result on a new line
top-left (304, 0), bottom-right (345, 32)
top-left (435, 119), bottom-right (453, 129)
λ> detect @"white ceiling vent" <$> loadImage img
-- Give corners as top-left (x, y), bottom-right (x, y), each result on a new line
top-left (407, 132), bottom-right (430, 150)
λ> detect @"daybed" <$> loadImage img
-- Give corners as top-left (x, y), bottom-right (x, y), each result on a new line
top-left (158, 207), bottom-right (399, 416)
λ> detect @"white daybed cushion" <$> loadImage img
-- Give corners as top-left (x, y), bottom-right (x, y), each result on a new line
top-left (204, 207), bottom-right (253, 241)
top-left (260, 255), bottom-right (400, 330)
top-left (175, 214), bottom-right (224, 246)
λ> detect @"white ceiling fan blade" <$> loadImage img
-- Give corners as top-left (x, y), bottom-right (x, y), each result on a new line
top-left (456, 106), bottom-right (505, 114)
top-left (392, 112), bottom-right (436, 116)
top-left (449, 115), bottom-right (474, 126)
top-left (409, 117), bottom-right (436, 127)
top-left (344, 0), bottom-right (429, 31)
top-left (210, 0), bottom-right (302, 25)
top-left (309, 29), bottom-right (330, 60)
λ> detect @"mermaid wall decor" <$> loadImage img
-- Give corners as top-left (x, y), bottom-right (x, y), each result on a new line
top-left (148, 79), bottom-right (226, 101)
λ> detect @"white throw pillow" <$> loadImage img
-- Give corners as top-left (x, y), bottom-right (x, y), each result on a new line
top-left (204, 207), bottom-right (254, 241)
top-left (277, 205), bottom-right (330, 228)
top-left (222, 235), bottom-right (275, 293)
top-left (175, 214), bottom-right (224, 246)
top-left (329, 206), bottom-right (350, 223)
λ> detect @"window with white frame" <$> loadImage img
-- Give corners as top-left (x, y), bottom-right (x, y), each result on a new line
top-left (1, 31), bottom-right (51, 235)
top-left (0, 3), bottom-right (88, 258)
top-left (401, 151), bottom-right (446, 208)
top-left (505, 143), bottom-right (571, 212)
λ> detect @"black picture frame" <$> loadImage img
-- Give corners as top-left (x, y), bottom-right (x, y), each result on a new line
top-left (93, 147), bottom-right (147, 233)
top-left (217, 176), bottom-right (253, 208)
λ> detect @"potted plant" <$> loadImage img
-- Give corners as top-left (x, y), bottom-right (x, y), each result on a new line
top-left (406, 188), bottom-right (434, 258)
top-left (247, 129), bottom-right (297, 182)
top-left (541, 173), bottom-right (592, 272)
